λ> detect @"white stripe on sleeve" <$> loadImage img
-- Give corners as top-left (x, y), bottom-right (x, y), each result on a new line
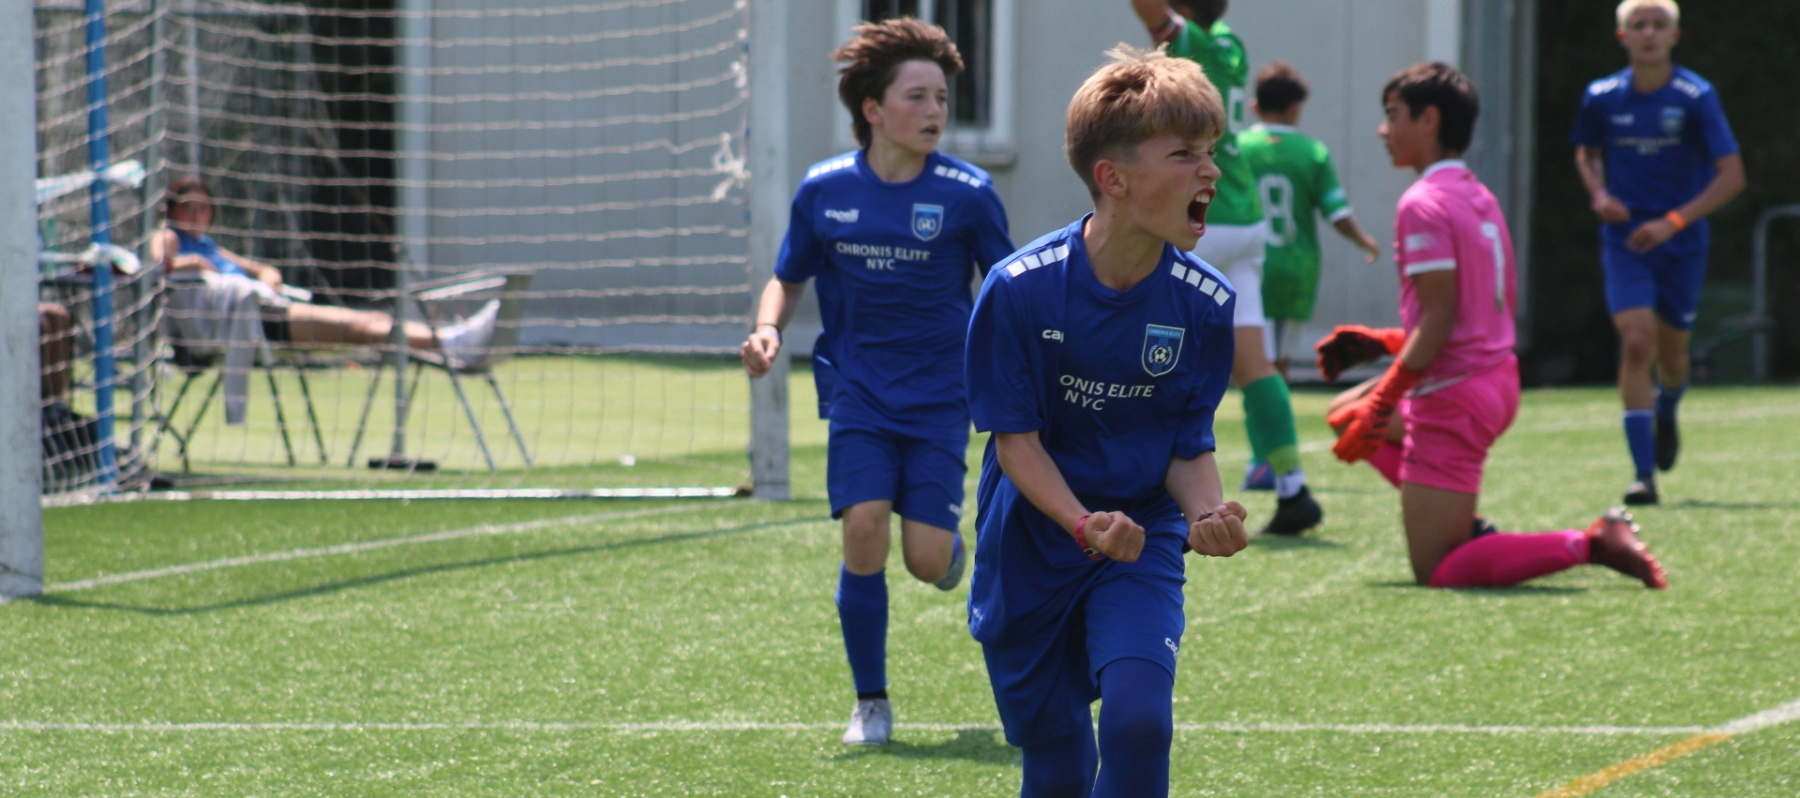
top-left (1404, 258), bottom-right (1457, 276)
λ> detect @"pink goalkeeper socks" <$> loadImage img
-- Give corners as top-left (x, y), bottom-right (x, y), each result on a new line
top-left (1427, 530), bottom-right (1589, 588)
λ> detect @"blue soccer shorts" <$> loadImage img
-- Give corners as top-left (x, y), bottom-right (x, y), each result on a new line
top-left (980, 522), bottom-right (1187, 747)
top-left (1601, 221), bottom-right (1710, 330)
top-left (826, 424), bottom-right (968, 532)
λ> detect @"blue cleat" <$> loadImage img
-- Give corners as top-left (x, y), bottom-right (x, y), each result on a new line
top-left (1240, 461), bottom-right (1276, 491)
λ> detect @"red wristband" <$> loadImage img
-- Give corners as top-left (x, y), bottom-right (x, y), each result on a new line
top-left (1665, 210), bottom-right (1688, 231)
top-left (1073, 514), bottom-right (1102, 561)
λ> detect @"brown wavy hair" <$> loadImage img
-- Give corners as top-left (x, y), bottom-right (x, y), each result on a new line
top-left (832, 18), bottom-right (963, 149)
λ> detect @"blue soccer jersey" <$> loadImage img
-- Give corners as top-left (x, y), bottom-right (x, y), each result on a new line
top-left (776, 150), bottom-right (1015, 439)
top-left (1571, 66), bottom-right (1738, 217)
top-left (964, 217), bottom-right (1236, 647)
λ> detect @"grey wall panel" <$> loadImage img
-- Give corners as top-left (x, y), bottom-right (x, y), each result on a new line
top-left (417, 0), bottom-right (751, 352)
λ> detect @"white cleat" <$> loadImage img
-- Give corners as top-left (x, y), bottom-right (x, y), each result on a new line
top-left (841, 698), bottom-right (892, 746)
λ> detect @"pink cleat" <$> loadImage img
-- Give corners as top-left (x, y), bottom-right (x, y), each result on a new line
top-left (1585, 508), bottom-right (1668, 589)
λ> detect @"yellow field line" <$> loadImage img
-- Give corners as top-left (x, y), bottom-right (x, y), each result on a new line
top-left (1535, 697), bottom-right (1800, 798)
top-left (1535, 733), bottom-right (1729, 798)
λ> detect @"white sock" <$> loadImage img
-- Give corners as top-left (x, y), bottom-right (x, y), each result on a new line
top-left (1276, 470), bottom-right (1307, 500)
top-left (438, 300), bottom-right (499, 362)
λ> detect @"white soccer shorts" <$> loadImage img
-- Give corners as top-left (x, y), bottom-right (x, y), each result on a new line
top-left (1191, 220), bottom-right (1270, 329)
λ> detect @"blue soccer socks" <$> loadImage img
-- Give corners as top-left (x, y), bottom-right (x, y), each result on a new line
top-left (836, 566), bottom-right (888, 696)
top-left (1655, 380), bottom-right (1688, 424)
top-left (1093, 658), bottom-right (1175, 798)
top-left (1623, 410), bottom-right (1655, 479)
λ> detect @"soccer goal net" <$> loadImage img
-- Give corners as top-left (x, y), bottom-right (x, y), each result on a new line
top-left (33, 0), bottom-right (764, 501)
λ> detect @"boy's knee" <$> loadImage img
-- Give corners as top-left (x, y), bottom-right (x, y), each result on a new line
top-left (1618, 332), bottom-right (1654, 365)
top-left (1102, 705), bottom-right (1173, 751)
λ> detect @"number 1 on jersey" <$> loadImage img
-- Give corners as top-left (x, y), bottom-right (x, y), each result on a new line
top-left (1480, 222), bottom-right (1505, 313)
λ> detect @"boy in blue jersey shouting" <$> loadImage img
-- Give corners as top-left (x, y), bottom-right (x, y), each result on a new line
top-left (965, 46), bottom-right (1249, 797)
top-left (740, 18), bottom-right (1015, 746)
top-left (1572, 0), bottom-right (1744, 506)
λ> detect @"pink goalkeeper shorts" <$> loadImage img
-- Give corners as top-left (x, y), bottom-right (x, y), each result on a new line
top-left (1399, 356), bottom-right (1520, 495)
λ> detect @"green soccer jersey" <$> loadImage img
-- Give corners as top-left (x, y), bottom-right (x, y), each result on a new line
top-left (1165, 18), bottom-right (1262, 226)
top-left (1239, 123), bottom-right (1352, 321)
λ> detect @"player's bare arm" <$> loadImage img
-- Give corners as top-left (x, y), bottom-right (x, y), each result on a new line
top-left (215, 244), bottom-right (284, 288)
top-left (1164, 453), bottom-right (1248, 556)
top-left (1332, 216), bottom-right (1381, 262)
top-left (1129, 0), bottom-right (1177, 34)
top-left (994, 431), bottom-right (1146, 562)
top-left (1396, 269), bottom-right (1458, 372)
top-left (1624, 153), bottom-right (1746, 253)
top-left (741, 277), bottom-right (806, 378)
top-left (1327, 269), bottom-right (1456, 461)
top-left (1576, 145), bottom-right (1631, 224)
top-left (152, 228), bottom-right (221, 275)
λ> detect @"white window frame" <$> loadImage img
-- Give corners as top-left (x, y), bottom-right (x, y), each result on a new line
top-left (832, 0), bottom-right (1015, 166)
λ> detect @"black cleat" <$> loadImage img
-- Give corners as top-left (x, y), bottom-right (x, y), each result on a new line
top-left (1471, 516), bottom-right (1498, 538)
top-left (1260, 486), bottom-right (1323, 536)
top-left (1655, 415), bottom-right (1679, 472)
top-left (1623, 477), bottom-right (1659, 506)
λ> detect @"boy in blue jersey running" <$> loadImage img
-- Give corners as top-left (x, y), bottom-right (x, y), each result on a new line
top-left (965, 47), bottom-right (1249, 797)
top-left (739, 18), bottom-right (1015, 746)
top-left (1572, 0), bottom-right (1745, 505)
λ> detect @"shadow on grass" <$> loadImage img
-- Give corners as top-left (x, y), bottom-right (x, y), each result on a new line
top-left (28, 517), bottom-right (814, 616)
top-left (1248, 534), bottom-right (1344, 550)
top-left (1661, 498), bottom-right (1796, 511)
top-left (1366, 580), bottom-right (1589, 595)
top-left (832, 727), bottom-right (1019, 765)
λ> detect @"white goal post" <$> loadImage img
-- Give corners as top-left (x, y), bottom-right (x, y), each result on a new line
top-left (3, 0), bottom-right (44, 596)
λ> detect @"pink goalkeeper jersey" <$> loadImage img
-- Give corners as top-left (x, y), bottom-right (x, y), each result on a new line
top-left (1393, 160), bottom-right (1518, 384)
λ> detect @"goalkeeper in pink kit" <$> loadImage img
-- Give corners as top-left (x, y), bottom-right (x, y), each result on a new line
top-left (1319, 62), bottom-right (1665, 590)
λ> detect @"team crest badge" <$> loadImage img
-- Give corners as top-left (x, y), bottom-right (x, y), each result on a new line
top-left (1661, 106), bottom-right (1685, 135)
top-left (911, 203), bottom-right (944, 241)
top-left (1141, 324), bottom-right (1185, 377)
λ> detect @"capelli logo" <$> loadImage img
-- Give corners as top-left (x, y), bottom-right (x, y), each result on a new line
top-left (824, 208), bottom-right (859, 223)
top-left (1042, 329), bottom-right (1064, 342)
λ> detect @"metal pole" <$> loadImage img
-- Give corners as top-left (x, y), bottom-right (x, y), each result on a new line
top-left (185, 4), bottom-right (200, 170)
top-left (86, 0), bottom-right (121, 489)
top-left (746, 0), bottom-right (790, 499)
top-left (1, 0), bottom-right (45, 595)
top-left (1749, 205), bottom-right (1800, 383)
top-left (378, 0), bottom-right (434, 469)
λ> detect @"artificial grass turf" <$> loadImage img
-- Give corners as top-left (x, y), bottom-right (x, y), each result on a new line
top-left (13, 384), bottom-right (1799, 796)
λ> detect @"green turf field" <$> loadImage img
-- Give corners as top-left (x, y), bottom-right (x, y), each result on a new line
top-left (127, 354), bottom-right (769, 491)
top-left (15, 383), bottom-right (1799, 796)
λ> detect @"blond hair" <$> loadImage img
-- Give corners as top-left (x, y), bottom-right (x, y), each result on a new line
top-left (1065, 45), bottom-right (1224, 199)
top-left (1616, 0), bottom-right (1678, 28)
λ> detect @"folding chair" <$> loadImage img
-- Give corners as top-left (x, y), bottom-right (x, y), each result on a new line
top-left (345, 271), bottom-right (534, 473)
top-left (150, 342), bottom-right (331, 473)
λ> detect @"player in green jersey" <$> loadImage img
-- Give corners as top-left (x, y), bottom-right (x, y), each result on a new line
top-left (1241, 62), bottom-right (1381, 376)
top-left (1132, 0), bottom-right (1322, 535)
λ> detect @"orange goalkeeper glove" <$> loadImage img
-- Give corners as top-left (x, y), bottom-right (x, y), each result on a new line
top-left (1314, 325), bottom-right (1406, 382)
top-left (1325, 359), bottom-right (1421, 463)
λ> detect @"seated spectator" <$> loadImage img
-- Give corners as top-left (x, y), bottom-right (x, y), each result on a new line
top-left (149, 175), bottom-right (496, 364)
top-left (39, 301), bottom-right (96, 476)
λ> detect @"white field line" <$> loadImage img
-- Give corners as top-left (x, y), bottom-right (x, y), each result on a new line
top-left (35, 503), bottom-right (723, 597)
top-left (8, 703), bottom-right (1794, 736)
top-left (1193, 547), bottom-right (1388, 626)
top-left (0, 720), bottom-right (1712, 735)
top-left (1713, 697), bottom-right (1800, 735)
